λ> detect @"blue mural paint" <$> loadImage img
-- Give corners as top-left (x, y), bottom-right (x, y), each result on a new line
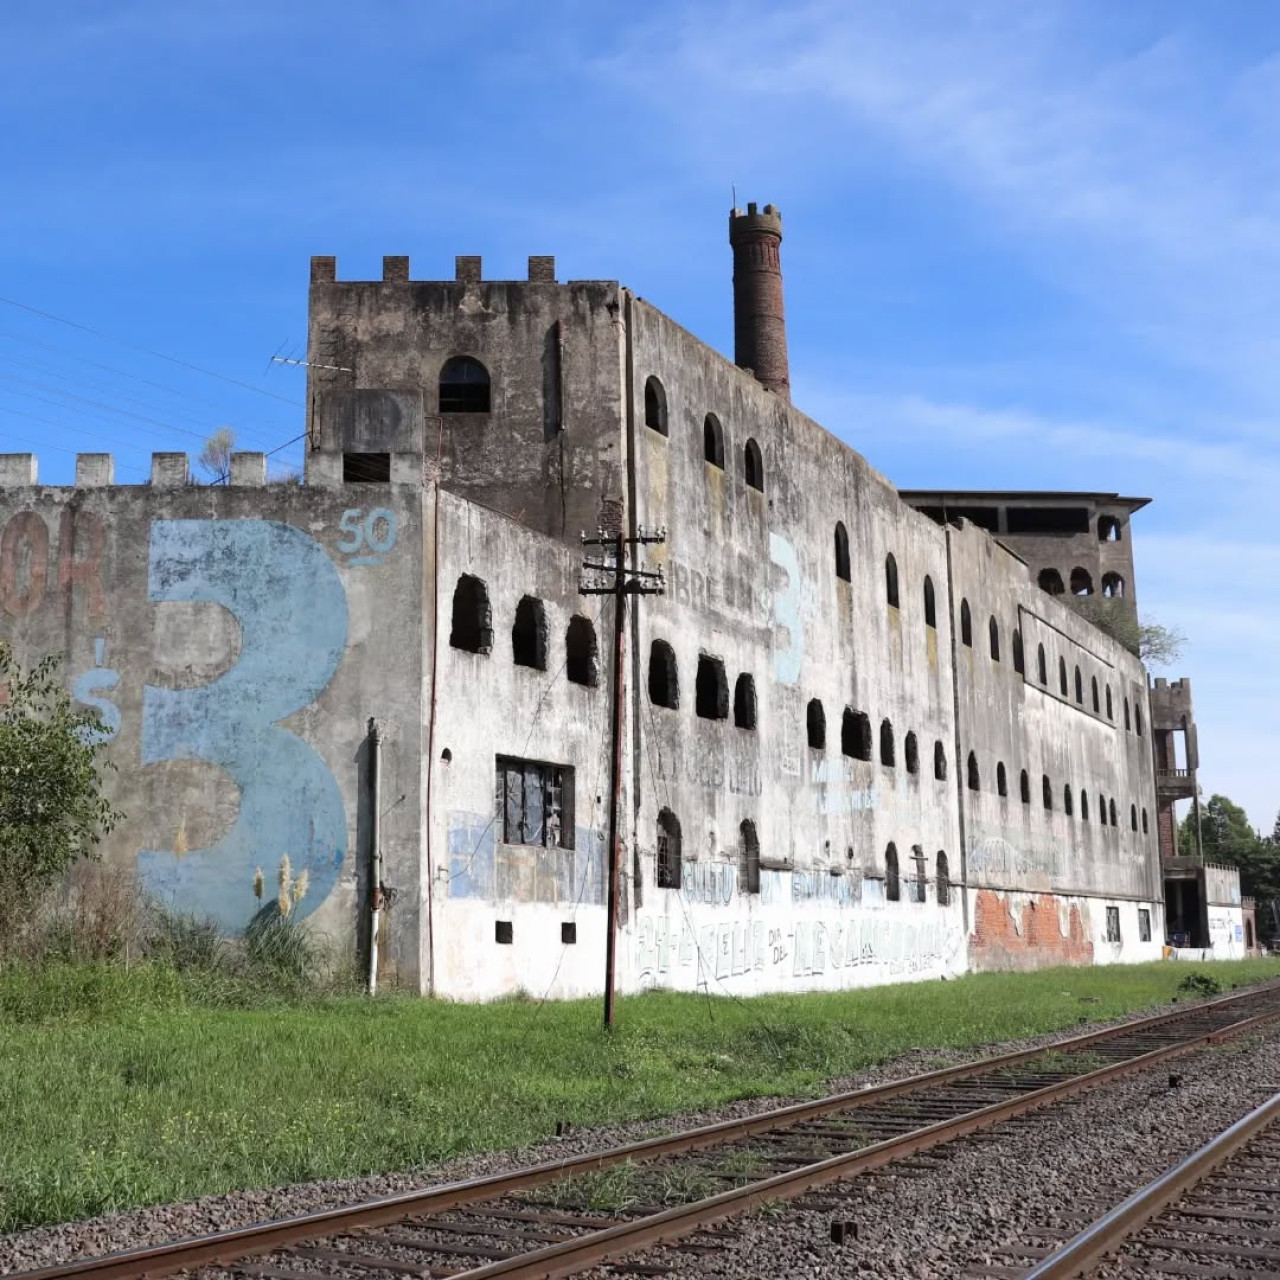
top-left (73, 637), bottom-right (120, 743)
top-left (139, 520), bottom-right (349, 931)
top-left (447, 813), bottom-right (605, 905)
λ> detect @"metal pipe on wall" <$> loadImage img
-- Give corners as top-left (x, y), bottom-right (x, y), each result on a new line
top-left (367, 716), bottom-right (382, 996)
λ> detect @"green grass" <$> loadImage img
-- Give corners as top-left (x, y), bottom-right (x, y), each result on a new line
top-left (1, 956), bottom-right (1278, 1233)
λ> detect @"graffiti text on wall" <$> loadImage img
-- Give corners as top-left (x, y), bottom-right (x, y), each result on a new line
top-left (0, 508), bottom-right (106, 618)
top-left (653, 743), bottom-right (762, 796)
top-left (139, 520), bottom-right (349, 931)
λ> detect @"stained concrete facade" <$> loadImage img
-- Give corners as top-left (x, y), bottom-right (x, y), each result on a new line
top-left (0, 216), bottom-right (1243, 997)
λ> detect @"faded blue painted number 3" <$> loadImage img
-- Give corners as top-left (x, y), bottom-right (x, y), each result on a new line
top-left (139, 520), bottom-right (350, 932)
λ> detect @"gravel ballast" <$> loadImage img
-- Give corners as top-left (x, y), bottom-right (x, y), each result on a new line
top-left (1, 987), bottom-right (1275, 1275)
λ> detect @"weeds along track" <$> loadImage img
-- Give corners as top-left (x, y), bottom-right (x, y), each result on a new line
top-left (17, 981), bottom-right (1280, 1280)
top-left (992, 1087), bottom-right (1280, 1279)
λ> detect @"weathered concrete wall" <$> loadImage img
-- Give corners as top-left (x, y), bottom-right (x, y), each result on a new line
top-left (0, 452), bottom-right (427, 985)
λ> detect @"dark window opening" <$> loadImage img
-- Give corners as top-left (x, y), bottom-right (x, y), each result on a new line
top-left (695, 654), bottom-right (729, 720)
top-left (1099, 792), bottom-right (1106, 824)
top-left (644, 376), bottom-right (668, 434)
top-left (1138, 908), bottom-right (1151, 942)
top-left (1081, 790), bottom-right (1090, 821)
top-left (1013, 628), bottom-right (1025, 674)
top-left (1059, 656), bottom-right (1068, 697)
top-left (1037, 644), bottom-right (1048, 684)
top-left (989, 616), bottom-right (1000, 661)
top-left (1038, 567), bottom-right (1065, 596)
top-left (1142, 808), bottom-right (1149, 834)
top-left (648, 640), bottom-right (679, 709)
top-left (343, 452), bottom-right (391, 483)
top-left (1074, 666), bottom-right (1083, 704)
top-left (1105, 906), bottom-right (1121, 944)
top-left (1130, 804), bottom-right (1138, 832)
top-left (807, 699), bottom-right (826, 750)
top-left (997, 761), bottom-right (1008, 797)
top-left (1102, 572), bottom-right (1125, 598)
top-left (885, 553), bottom-right (900, 608)
top-left (512, 595), bottom-right (548, 670)
top-left (656, 808), bottom-right (682, 889)
top-left (1109, 798), bottom-right (1118, 827)
top-left (1020, 770), bottom-right (1031, 804)
top-left (934, 741), bottom-right (947, 781)
top-left (733, 673), bottom-right (757, 729)
top-left (561, 921), bottom-right (577, 945)
top-left (496, 920), bottom-right (513, 944)
top-left (1124, 698), bottom-right (1131, 731)
top-left (1099, 515), bottom-right (1122, 542)
top-left (497, 756), bottom-right (574, 849)
top-left (1007, 506), bottom-right (1089, 534)
top-left (936, 851), bottom-right (950, 906)
top-left (449, 573), bottom-right (493, 654)
top-left (703, 413), bottom-right (724, 467)
top-left (744, 438), bottom-right (764, 491)
top-left (1064, 785), bottom-right (1074, 817)
top-left (834, 521), bottom-right (851, 581)
top-left (1070, 567), bottom-right (1094, 597)
top-left (739, 820), bottom-right (760, 895)
top-left (911, 846), bottom-right (927, 904)
top-left (885, 843), bottom-right (900, 902)
top-left (966, 751), bottom-right (980, 791)
top-left (1042, 774), bottom-right (1053, 811)
top-left (905, 731), bottom-right (919, 774)
top-left (439, 355), bottom-right (491, 413)
top-left (566, 615), bottom-right (599, 687)
top-left (960, 599), bottom-right (972, 646)
top-left (843, 709), bottom-right (872, 760)
top-left (1091, 676), bottom-right (1099, 713)
top-left (1135, 703), bottom-right (1144, 737)
top-left (880, 719), bottom-right (895, 767)
top-left (1106, 686), bottom-right (1114, 720)
top-left (923, 575), bottom-right (936, 627)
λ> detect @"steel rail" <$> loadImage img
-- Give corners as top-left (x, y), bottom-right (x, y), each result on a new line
top-left (14, 980), bottom-right (1280, 1280)
top-left (1020, 1087), bottom-right (1280, 1280)
top-left (447, 1007), bottom-right (1280, 1279)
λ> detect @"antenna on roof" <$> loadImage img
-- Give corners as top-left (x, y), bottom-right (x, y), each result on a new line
top-left (269, 354), bottom-right (353, 374)
top-left (732, 182), bottom-right (737, 210)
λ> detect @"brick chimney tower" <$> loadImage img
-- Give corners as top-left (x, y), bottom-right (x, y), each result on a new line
top-left (729, 202), bottom-right (790, 400)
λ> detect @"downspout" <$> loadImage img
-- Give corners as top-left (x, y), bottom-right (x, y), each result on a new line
top-left (422, 416), bottom-right (444, 995)
top-left (942, 519), bottom-right (970, 934)
top-left (367, 716), bottom-right (383, 996)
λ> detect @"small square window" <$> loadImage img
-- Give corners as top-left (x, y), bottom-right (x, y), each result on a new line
top-left (343, 452), bottom-right (391, 483)
top-left (561, 922), bottom-right (577, 945)
top-left (495, 920), bottom-right (513, 945)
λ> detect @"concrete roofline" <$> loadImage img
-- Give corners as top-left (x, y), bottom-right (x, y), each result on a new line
top-left (899, 489), bottom-right (1151, 513)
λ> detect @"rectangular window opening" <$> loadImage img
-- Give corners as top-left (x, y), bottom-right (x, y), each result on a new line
top-left (343, 452), bottom-right (391, 483)
top-left (1138, 908), bottom-right (1151, 943)
top-left (561, 921), bottom-right (577, 945)
top-left (495, 920), bottom-right (513, 945)
top-left (1105, 905), bottom-right (1121, 944)
top-left (496, 756), bottom-right (575, 849)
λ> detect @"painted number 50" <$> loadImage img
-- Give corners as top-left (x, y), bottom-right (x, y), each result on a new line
top-left (337, 508), bottom-right (397, 565)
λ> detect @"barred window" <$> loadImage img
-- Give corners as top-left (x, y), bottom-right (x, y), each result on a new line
top-left (496, 756), bottom-right (574, 849)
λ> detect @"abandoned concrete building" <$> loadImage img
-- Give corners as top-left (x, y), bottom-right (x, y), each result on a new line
top-left (0, 203), bottom-right (1249, 997)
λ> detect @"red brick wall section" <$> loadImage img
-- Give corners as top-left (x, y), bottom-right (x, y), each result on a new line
top-left (1157, 798), bottom-right (1177, 861)
top-left (970, 889), bottom-right (1094, 971)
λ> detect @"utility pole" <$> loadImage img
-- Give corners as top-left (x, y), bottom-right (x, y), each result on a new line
top-left (580, 525), bottom-right (666, 1029)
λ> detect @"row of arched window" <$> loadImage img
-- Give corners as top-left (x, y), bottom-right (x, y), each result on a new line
top-left (1038, 567), bottom-right (1125, 599)
top-left (644, 376), bottom-right (765, 493)
top-left (647, 642), bottom-right (759, 727)
top-left (884, 844), bottom-right (951, 906)
top-left (449, 575), bottom-right (600, 687)
top-left (962, 752), bottom-right (1149, 833)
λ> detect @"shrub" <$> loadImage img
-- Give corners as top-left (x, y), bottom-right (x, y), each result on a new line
top-left (1177, 971), bottom-right (1222, 997)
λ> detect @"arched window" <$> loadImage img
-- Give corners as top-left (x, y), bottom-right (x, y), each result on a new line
top-left (1081, 790), bottom-right (1089, 821)
top-left (989, 616), bottom-right (1000, 661)
top-left (648, 640), bottom-right (679, 708)
top-left (566, 615), bottom-right (598, 687)
top-left (1064, 785), bottom-right (1074, 817)
top-left (1098, 792), bottom-right (1106, 824)
top-left (644, 376), bottom-right (668, 435)
top-left (695, 654), bottom-right (728, 720)
top-left (1070, 567), bottom-right (1094, 596)
top-left (1106, 686), bottom-right (1114, 720)
top-left (738, 820), bottom-right (760, 895)
top-left (1074, 666), bottom-right (1083, 704)
top-left (656, 808), bottom-right (682, 888)
top-left (449, 574), bottom-right (493, 654)
top-left (1142, 808), bottom-right (1149, 834)
top-left (905, 731), bottom-right (919, 774)
top-left (885, 554), bottom-right (900, 607)
top-left (1020, 770), bottom-right (1031, 804)
top-left (1037, 644), bottom-right (1048, 685)
top-left (842, 708), bottom-right (872, 760)
top-left (439, 355), bottom-right (491, 413)
top-left (703, 413), bottom-right (724, 467)
top-left (1091, 676), bottom-right (1099, 713)
top-left (1124, 698), bottom-right (1131, 731)
top-left (966, 751), bottom-right (980, 792)
top-left (1038, 567), bottom-right (1065, 596)
top-left (834, 522), bottom-right (851, 581)
top-left (512, 595), bottom-right (547, 670)
top-left (880, 718), bottom-right (895, 767)
top-left (1012, 629), bottom-right (1025, 675)
top-left (936, 851), bottom-right (950, 907)
top-left (910, 845), bottom-right (927, 904)
top-left (1102, 572), bottom-right (1125, 598)
top-left (733, 673), bottom-right (757, 729)
top-left (1042, 774), bottom-right (1053, 811)
top-left (934, 740), bottom-right (947, 781)
top-left (997, 761), bottom-right (1008, 797)
top-left (960, 599), bottom-right (973, 647)
top-left (1135, 703), bottom-right (1144, 737)
top-left (1109, 798), bottom-right (1118, 827)
top-left (1098, 516), bottom-right (1121, 542)
top-left (923, 576), bottom-right (936, 628)
top-left (1130, 804), bottom-right (1138, 832)
top-left (744, 438), bottom-right (764, 491)
top-left (807, 699), bottom-right (826, 750)
top-left (885, 843), bottom-right (900, 902)
top-left (1058, 656), bottom-right (1068, 697)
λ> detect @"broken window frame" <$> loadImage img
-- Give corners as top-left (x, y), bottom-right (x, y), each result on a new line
top-left (1105, 906), bottom-right (1121, 944)
top-left (656, 807), bottom-right (682, 889)
top-left (495, 755), bottom-right (575, 850)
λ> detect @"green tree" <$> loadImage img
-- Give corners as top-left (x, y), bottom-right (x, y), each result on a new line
top-left (1179, 793), bottom-right (1280, 912)
top-left (0, 644), bottom-right (122, 946)
top-left (1069, 597), bottom-right (1185, 667)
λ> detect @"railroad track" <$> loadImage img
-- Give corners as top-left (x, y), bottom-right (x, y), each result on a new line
top-left (1005, 1086), bottom-right (1280, 1279)
top-left (17, 981), bottom-right (1280, 1280)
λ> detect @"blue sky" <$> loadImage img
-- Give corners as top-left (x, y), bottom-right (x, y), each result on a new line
top-left (3, 1), bottom-right (1277, 829)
